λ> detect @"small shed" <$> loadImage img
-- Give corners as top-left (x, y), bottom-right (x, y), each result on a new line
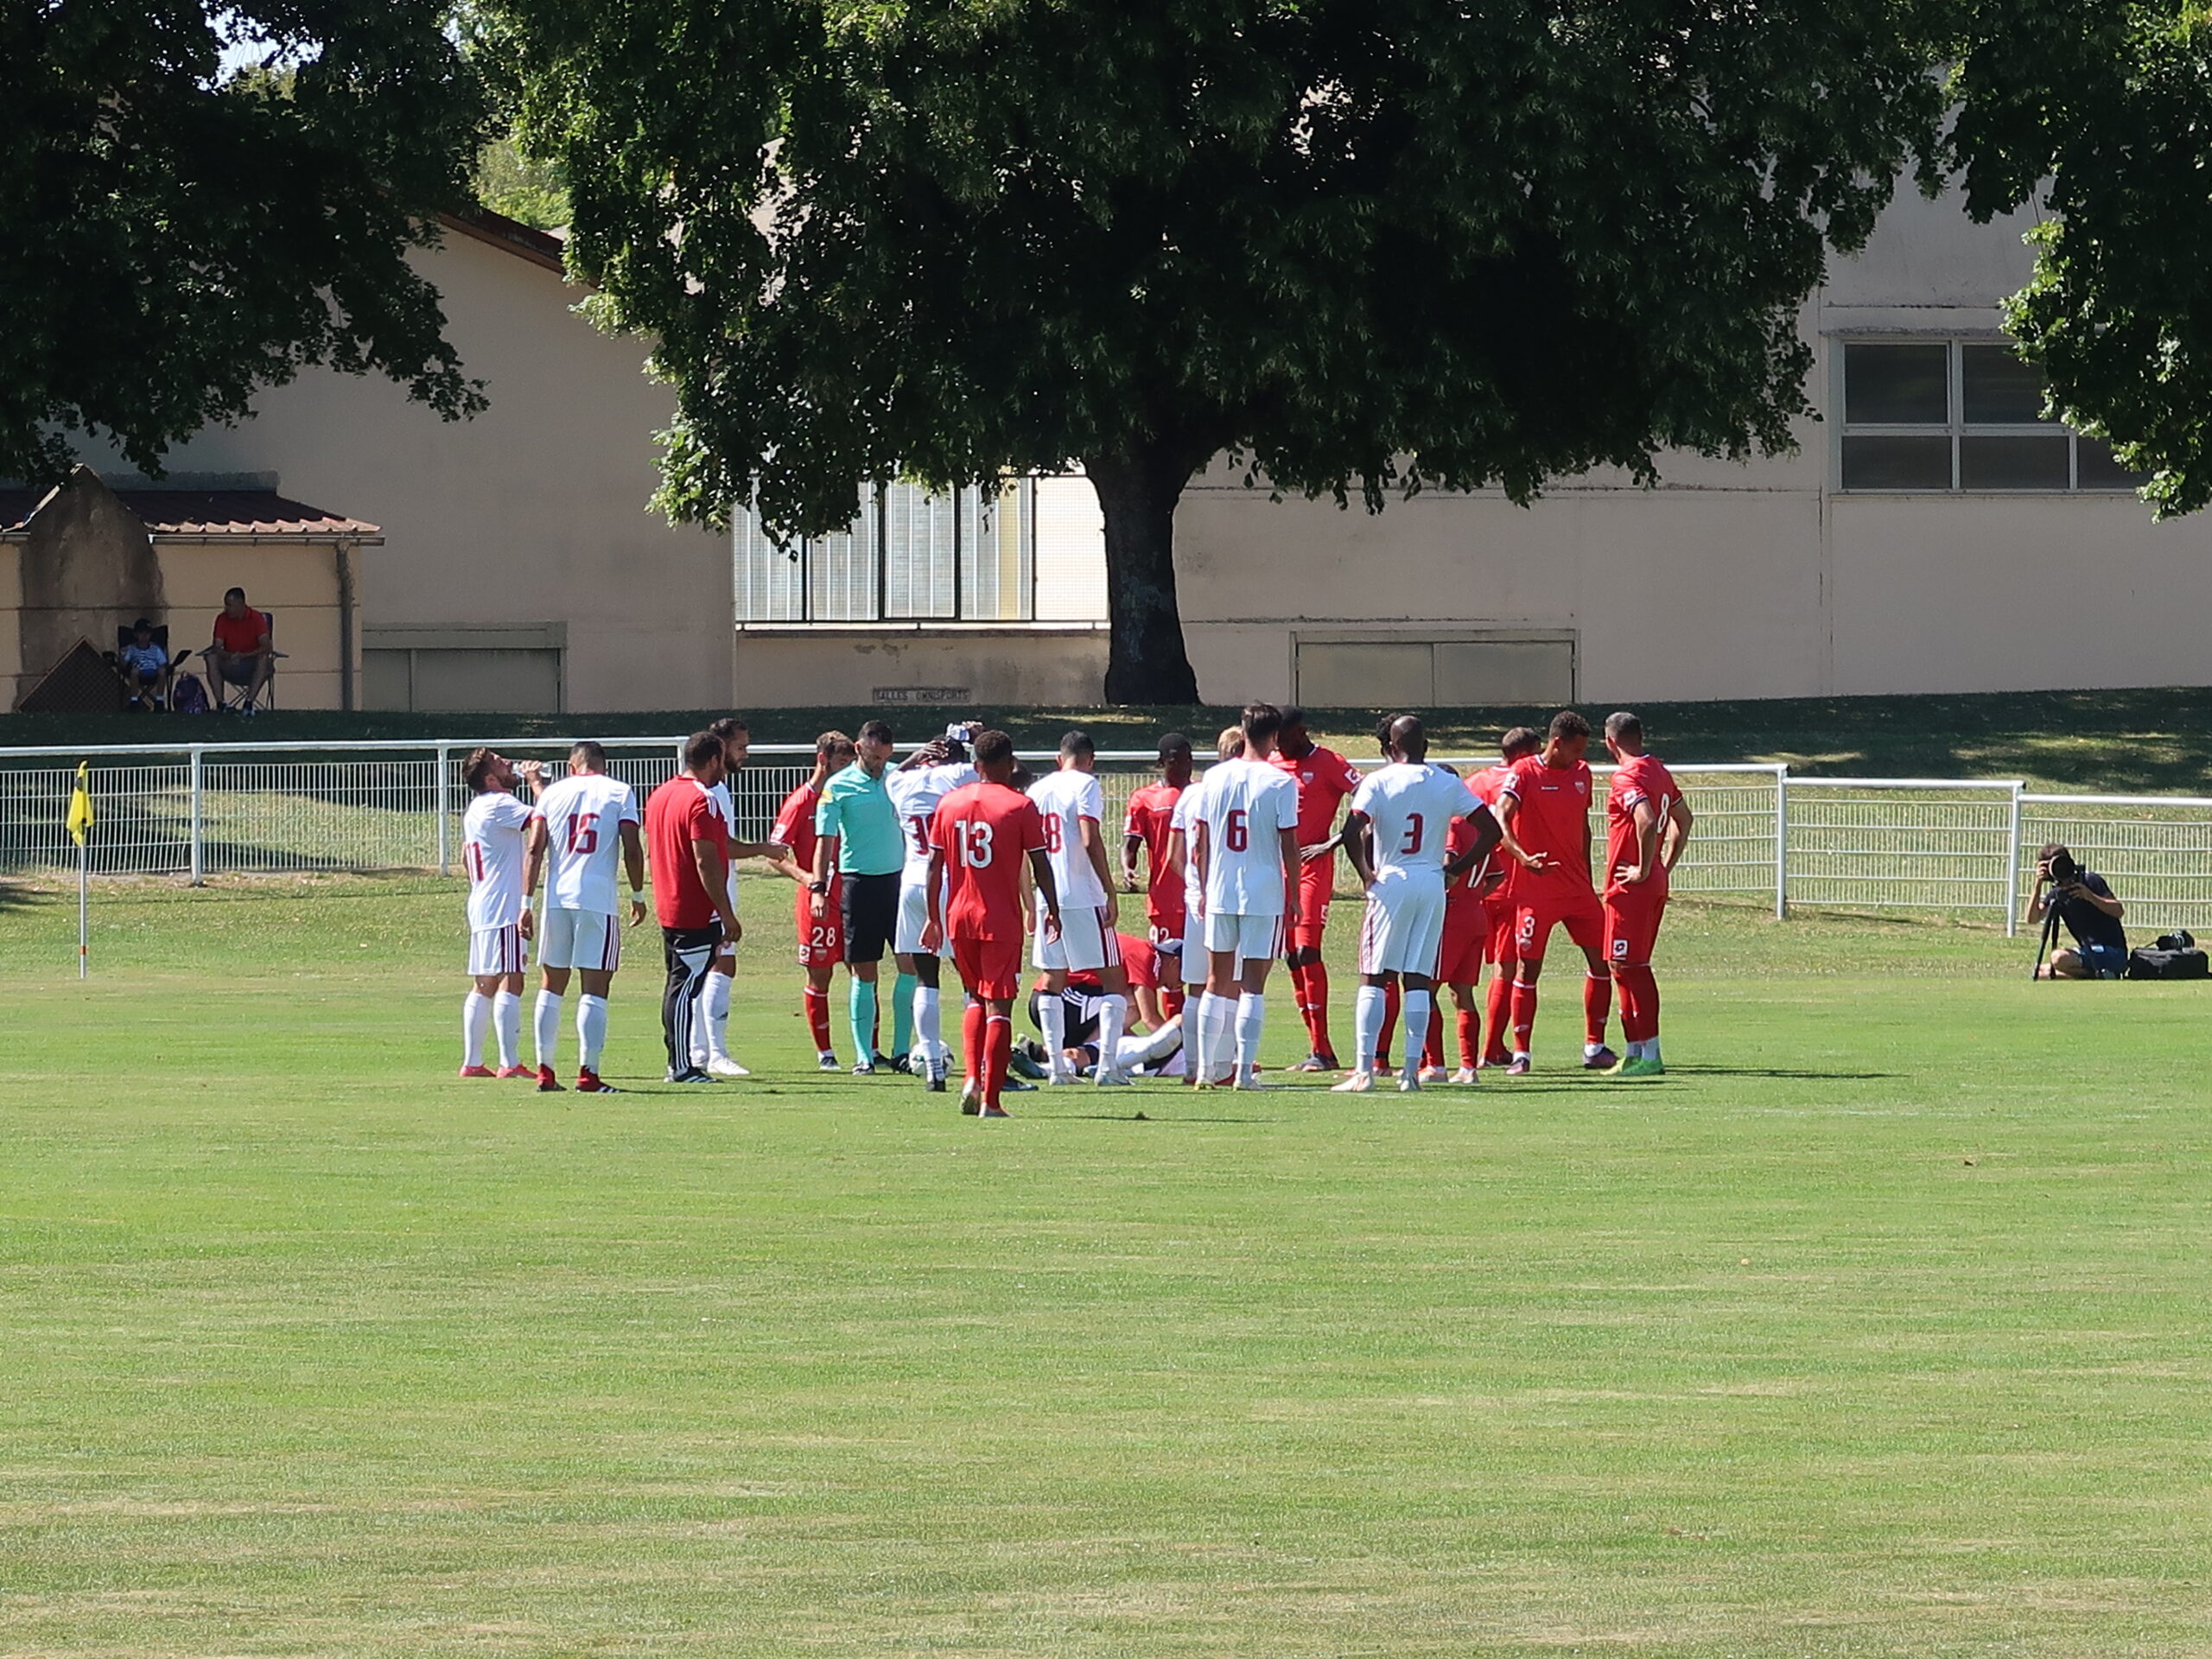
top-left (0, 466), bottom-right (379, 709)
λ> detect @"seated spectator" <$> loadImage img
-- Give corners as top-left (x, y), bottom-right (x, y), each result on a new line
top-left (2028, 842), bottom-right (2128, 979)
top-left (116, 618), bottom-right (174, 710)
top-left (204, 588), bottom-right (274, 713)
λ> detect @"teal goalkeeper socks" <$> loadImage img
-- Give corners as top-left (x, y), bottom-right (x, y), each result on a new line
top-left (850, 978), bottom-right (879, 1067)
top-left (891, 971), bottom-right (917, 1057)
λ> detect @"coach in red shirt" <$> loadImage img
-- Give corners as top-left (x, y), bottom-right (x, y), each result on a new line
top-left (204, 587), bottom-right (275, 711)
top-left (644, 731), bottom-right (742, 1084)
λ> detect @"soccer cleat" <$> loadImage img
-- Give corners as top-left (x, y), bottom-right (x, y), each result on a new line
top-left (1007, 1049), bottom-right (1048, 1081)
top-left (1002, 1077), bottom-right (1036, 1093)
top-left (1419, 1065), bottom-right (1450, 1084)
top-left (536, 1065), bottom-right (564, 1092)
top-left (1288, 1053), bottom-right (1337, 1073)
top-left (1503, 1056), bottom-right (1532, 1076)
top-left (1449, 1066), bottom-right (1478, 1086)
top-left (1331, 1071), bottom-right (1376, 1094)
top-left (890, 1052), bottom-right (914, 1075)
top-left (663, 1067), bottom-right (712, 1085)
top-left (979, 1103), bottom-right (1012, 1118)
top-left (457, 1065), bottom-right (497, 1078)
top-left (817, 1051), bottom-right (841, 1071)
top-left (851, 1062), bottom-right (876, 1076)
top-left (1398, 1077), bottom-right (1422, 1093)
top-left (1231, 1073), bottom-right (1271, 1091)
top-left (1093, 1069), bottom-right (1131, 1087)
top-left (1619, 1056), bottom-right (1667, 1078)
top-left (1582, 1046), bottom-right (1621, 1071)
top-left (1478, 1054), bottom-right (1512, 1071)
top-left (705, 1056), bottom-right (751, 1078)
top-left (496, 1065), bottom-right (533, 1080)
top-left (576, 1069), bottom-right (620, 1092)
top-left (959, 1088), bottom-right (982, 1115)
top-left (871, 1052), bottom-right (899, 1071)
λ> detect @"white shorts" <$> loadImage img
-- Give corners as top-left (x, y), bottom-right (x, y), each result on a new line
top-left (467, 923), bottom-right (527, 977)
top-left (538, 906), bottom-right (621, 973)
top-left (1034, 899), bottom-right (1121, 973)
top-left (1179, 895), bottom-right (1208, 985)
top-left (716, 875), bottom-right (741, 958)
top-left (1202, 911), bottom-right (1284, 964)
top-left (894, 874), bottom-right (948, 957)
top-left (1357, 868), bottom-right (1446, 977)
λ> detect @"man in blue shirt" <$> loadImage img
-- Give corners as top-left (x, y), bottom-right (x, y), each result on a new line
top-left (810, 718), bottom-right (906, 1071)
top-left (2028, 842), bottom-right (2128, 979)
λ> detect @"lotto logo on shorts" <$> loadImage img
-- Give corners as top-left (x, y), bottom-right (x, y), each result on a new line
top-left (1611, 937), bottom-right (1630, 961)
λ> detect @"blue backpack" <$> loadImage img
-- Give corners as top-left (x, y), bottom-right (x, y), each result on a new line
top-left (170, 673), bottom-right (211, 714)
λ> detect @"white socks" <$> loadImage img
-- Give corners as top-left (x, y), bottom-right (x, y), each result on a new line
top-left (463, 991), bottom-right (491, 1068)
top-left (1116, 1018), bottom-right (1184, 1071)
top-left (577, 994), bottom-right (609, 1071)
top-left (695, 970), bottom-right (733, 1065)
top-left (1400, 989), bottom-right (1432, 1084)
top-left (1040, 994), bottom-right (1068, 1077)
top-left (1193, 991), bottom-right (1237, 1084)
top-left (1351, 985), bottom-right (1387, 1077)
top-left (1234, 993), bottom-right (1266, 1083)
top-left (1096, 995), bottom-right (1128, 1081)
top-left (493, 990), bottom-right (522, 1070)
top-left (915, 983), bottom-right (942, 1061)
top-left (533, 989), bottom-right (564, 1069)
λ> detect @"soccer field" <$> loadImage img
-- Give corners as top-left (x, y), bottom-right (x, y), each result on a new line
top-left (2, 873), bottom-right (2206, 1656)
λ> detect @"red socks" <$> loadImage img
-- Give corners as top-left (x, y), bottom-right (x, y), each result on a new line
top-left (804, 984), bottom-right (833, 1052)
top-left (1457, 1007), bottom-right (1479, 1070)
top-left (983, 1012), bottom-right (1013, 1107)
top-left (1161, 984), bottom-right (1185, 1020)
top-left (963, 1000), bottom-right (986, 1090)
top-left (1509, 981), bottom-right (1537, 1054)
top-left (1297, 960), bottom-right (1335, 1059)
top-left (1484, 971), bottom-right (1514, 1064)
top-left (1618, 965), bottom-right (1660, 1043)
top-left (1583, 970), bottom-right (1612, 1048)
top-left (1376, 979), bottom-right (1402, 1065)
top-left (1421, 1002), bottom-right (1446, 1071)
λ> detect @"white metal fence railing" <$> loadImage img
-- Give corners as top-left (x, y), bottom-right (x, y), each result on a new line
top-left (3, 740), bottom-right (2208, 936)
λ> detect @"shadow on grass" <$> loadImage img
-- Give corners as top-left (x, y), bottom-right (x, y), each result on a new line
top-left (1661, 1066), bottom-right (1898, 1080)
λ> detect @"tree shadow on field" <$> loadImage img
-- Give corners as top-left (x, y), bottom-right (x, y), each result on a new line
top-left (1054, 1110), bottom-right (1274, 1123)
top-left (1657, 1065), bottom-right (1897, 1080)
top-left (0, 879), bottom-right (46, 912)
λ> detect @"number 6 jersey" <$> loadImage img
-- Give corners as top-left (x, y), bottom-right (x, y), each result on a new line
top-left (928, 779), bottom-right (1047, 939)
top-left (1195, 757), bottom-right (1300, 918)
top-left (532, 771), bottom-right (641, 915)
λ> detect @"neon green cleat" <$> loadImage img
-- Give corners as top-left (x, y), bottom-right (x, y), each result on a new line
top-left (1618, 1056), bottom-right (1667, 1078)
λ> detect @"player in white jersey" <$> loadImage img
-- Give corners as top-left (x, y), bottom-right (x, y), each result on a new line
top-left (1190, 703), bottom-right (1302, 1089)
top-left (522, 741), bottom-right (645, 1093)
top-left (1333, 715), bottom-right (1503, 1094)
top-left (457, 748), bottom-right (543, 1078)
top-left (888, 722), bottom-right (982, 1090)
top-left (689, 716), bottom-right (784, 1077)
top-left (1165, 725), bottom-right (1243, 1083)
top-left (1028, 729), bottom-right (1135, 1085)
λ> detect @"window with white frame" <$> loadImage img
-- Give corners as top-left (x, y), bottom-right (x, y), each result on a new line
top-left (1837, 339), bottom-right (2149, 493)
top-left (734, 476), bottom-right (1109, 624)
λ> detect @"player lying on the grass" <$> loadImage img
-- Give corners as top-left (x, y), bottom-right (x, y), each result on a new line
top-left (887, 723), bottom-right (982, 1090)
top-left (1492, 711), bottom-right (1617, 1075)
top-left (922, 728), bottom-right (1062, 1118)
top-left (689, 716), bottom-right (785, 1079)
top-left (1122, 733), bottom-right (1192, 1021)
top-left (1601, 711), bottom-right (1693, 1076)
top-left (1269, 708), bottom-right (1365, 1074)
top-left (1029, 729), bottom-right (1137, 1086)
top-left (767, 732), bottom-right (856, 1070)
top-left (1024, 930), bottom-right (1185, 1079)
top-left (1191, 703), bottom-right (1302, 1090)
top-left (523, 741), bottom-right (645, 1094)
top-left (811, 720), bottom-right (904, 1075)
top-left (645, 731), bottom-right (748, 1084)
top-left (1333, 715), bottom-right (1503, 1094)
top-left (458, 747), bottom-right (546, 1079)
top-left (1165, 725), bottom-right (1244, 1084)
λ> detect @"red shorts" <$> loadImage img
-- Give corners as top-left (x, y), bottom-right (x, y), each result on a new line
top-left (795, 881), bottom-right (844, 969)
top-left (1146, 896), bottom-right (1186, 944)
top-left (1603, 885), bottom-right (1669, 967)
top-left (1436, 896), bottom-right (1487, 986)
top-left (952, 934), bottom-right (1024, 1001)
top-left (1288, 858), bottom-right (1334, 951)
top-left (1515, 884), bottom-right (1605, 960)
top-left (1484, 894), bottom-right (1518, 963)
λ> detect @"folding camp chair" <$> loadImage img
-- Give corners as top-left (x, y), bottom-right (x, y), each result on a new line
top-left (207, 611), bottom-right (284, 713)
top-left (105, 621), bottom-right (192, 711)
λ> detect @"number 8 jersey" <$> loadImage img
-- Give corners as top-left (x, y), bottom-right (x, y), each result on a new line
top-left (928, 779), bottom-right (1047, 939)
top-left (532, 771), bottom-right (642, 914)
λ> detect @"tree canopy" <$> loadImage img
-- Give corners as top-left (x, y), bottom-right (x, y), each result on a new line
top-left (0, 0), bottom-right (487, 488)
top-left (499, 0), bottom-right (1953, 700)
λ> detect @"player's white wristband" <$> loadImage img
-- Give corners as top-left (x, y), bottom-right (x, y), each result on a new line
top-left (630, 890), bottom-right (645, 904)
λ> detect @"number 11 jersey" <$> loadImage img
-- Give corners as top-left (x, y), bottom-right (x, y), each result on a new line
top-left (929, 780), bottom-right (1046, 940)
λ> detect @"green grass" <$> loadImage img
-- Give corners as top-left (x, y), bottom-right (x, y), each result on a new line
top-left (2, 871), bottom-right (2207, 1656)
top-left (10, 684), bottom-right (2212, 791)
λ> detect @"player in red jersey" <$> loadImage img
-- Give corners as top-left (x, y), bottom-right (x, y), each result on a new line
top-left (1600, 711), bottom-right (1693, 1077)
top-left (1269, 708), bottom-right (1365, 1071)
top-left (1493, 711), bottom-right (1618, 1074)
top-left (1122, 733), bottom-right (1192, 1016)
top-left (767, 731), bottom-right (857, 1069)
top-left (1467, 728), bottom-right (1541, 1067)
top-left (924, 729), bottom-right (1061, 1116)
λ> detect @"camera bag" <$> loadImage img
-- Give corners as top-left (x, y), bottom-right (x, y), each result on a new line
top-left (2124, 943), bottom-right (2209, 980)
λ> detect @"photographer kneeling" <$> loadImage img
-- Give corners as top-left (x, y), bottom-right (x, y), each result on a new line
top-left (2027, 843), bottom-right (2128, 979)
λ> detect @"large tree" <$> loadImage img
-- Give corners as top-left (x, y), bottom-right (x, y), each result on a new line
top-left (1952, 1), bottom-right (2212, 515)
top-left (0, 0), bottom-right (487, 487)
top-left (499, 0), bottom-right (1950, 701)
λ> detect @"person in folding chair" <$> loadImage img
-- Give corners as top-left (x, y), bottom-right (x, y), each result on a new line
top-left (113, 618), bottom-right (188, 710)
top-left (203, 588), bottom-right (279, 713)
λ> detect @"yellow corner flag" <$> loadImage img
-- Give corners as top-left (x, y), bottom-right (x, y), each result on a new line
top-left (67, 761), bottom-right (94, 847)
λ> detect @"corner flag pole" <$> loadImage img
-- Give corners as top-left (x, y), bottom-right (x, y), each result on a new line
top-left (67, 760), bottom-right (94, 979)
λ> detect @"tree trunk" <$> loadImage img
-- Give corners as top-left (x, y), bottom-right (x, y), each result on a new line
top-left (1084, 445), bottom-right (1202, 705)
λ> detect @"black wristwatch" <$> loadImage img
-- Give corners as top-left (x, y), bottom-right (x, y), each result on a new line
top-left (808, 879), bottom-right (828, 893)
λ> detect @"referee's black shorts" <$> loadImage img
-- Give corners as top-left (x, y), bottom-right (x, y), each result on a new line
top-left (841, 871), bottom-right (899, 963)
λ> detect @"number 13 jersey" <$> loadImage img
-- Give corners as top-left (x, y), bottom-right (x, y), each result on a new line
top-left (1351, 762), bottom-right (1480, 884)
top-left (532, 772), bottom-right (641, 915)
top-left (929, 780), bottom-right (1046, 940)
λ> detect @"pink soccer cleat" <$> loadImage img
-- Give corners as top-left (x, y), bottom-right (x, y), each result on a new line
top-left (457, 1065), bottom-right (496, 1078)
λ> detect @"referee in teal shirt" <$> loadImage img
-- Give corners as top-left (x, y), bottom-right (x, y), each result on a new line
top-left (810, 718), bottom-right (906, 1072)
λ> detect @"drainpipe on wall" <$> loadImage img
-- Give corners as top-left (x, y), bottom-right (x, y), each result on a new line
top-left (336, 541), bottom-right (357, 711)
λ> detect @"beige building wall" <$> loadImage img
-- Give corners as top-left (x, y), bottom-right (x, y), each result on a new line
top-left (77, 223), bottom-right (730, 714)
top-left (155, 543), bottom-right (359, 711)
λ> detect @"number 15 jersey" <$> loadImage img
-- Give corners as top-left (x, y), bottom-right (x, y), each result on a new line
top-left (1350, 762), bottom-right (1480, 884)
top-left (929, 780), bottom-right (1046, 940)
top-left (533, 772), bottom-right (641, 915)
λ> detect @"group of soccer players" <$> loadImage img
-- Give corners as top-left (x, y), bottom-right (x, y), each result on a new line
top-left (455, 704), bottom-right (1691, 1109)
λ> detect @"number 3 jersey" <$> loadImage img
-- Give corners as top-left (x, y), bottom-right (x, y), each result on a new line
top-left (928, 780), bottom-right (1046, 939)
top-left (461, 790), bottom-right (534, 930)
top-left (1350, 762), bottom-right (1481, 885)
top-left (532, 772), bottom-right (642, 915)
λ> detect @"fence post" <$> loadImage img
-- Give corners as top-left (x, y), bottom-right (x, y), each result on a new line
top-left (1773, 763), bottom-right (1789, 918)
top-left (188, 746), bottom-right (205, 887)
top-left (2003, 781), bottom-right (2022, 938)
top-left (435, 743), bottom-right (452, 876)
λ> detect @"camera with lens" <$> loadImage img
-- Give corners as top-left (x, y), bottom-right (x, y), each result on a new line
top-left (2040, 847), bottom-right (2081, 890)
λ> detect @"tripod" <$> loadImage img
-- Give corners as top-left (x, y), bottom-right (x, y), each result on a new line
top-left (2030, 880), bottom-right (2067, 981)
